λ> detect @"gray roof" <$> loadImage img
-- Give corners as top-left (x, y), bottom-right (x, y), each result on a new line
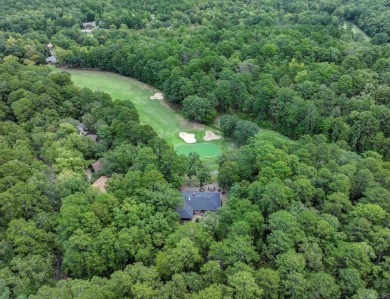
top-left (77, 123), bottom-right (87, 134)
top-left (177, 192), bottom-right (221, 219)
top-left (86, 134), bottom-right (98, 142)
top-left (82, 21), bottom-right (96, 27)
top-left (45, 56), bottom-right (57, 63)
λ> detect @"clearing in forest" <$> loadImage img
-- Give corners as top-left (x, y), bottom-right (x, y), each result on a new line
top-left (62, 69), bottom-right (230, 159)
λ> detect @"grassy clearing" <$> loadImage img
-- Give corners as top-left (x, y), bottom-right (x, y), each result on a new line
top-left (60, 69), bottom-right (232, 162)
top-left (58, 68), bottom-right (292, 168)
top-left (256, 128), bottom-right (294, 143)
top-left (343, 21), bottom-right (371, 42)
top-left (176, 143), bottom-right (221, 158)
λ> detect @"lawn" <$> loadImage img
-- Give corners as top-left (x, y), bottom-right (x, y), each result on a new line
top-left (176, 143), bottom-right (221, 158)
top-left (60, 69), bottom-right (232, 161)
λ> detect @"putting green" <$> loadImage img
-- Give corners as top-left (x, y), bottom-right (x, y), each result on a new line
top-left (175, 143), bottom-right (221, 158)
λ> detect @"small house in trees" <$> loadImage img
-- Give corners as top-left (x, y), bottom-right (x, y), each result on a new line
top-left (92, 176), bottom-right (108, 192)
top-left (81, 21), bottom-right (96, 33)
top-left (77, 123), bottom-right (88, 135)
top-left (47, 43), bottom-right (54, 51)
top-left (177, 191), bottom-right (221, 220)
top-left (91, 159), bottom-right (101, 173)
top-left (86, 134), bottom-right (99, 143)
top-left (45, 56), bottom-right (57, 64)
top-left (82, 21), bottom-right (96, 29)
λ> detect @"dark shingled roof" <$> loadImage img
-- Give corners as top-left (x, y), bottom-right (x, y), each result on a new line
top-left (177, 192), bottom-right (221, 220)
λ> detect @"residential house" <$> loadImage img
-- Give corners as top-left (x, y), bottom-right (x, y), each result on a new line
top-left (91, 159), bottom-right (102, 173)
top-left (77, 123), bottom-right (88, 135)
top-left (45, 56), bottom-right (57, 64)
top-left (177, 191), bottom-right (221, 220)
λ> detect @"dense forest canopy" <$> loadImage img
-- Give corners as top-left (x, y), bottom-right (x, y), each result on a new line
top-left (2, 0), bottom-right (389, 158)
top-left (0, 0), bottom-right (389, 298)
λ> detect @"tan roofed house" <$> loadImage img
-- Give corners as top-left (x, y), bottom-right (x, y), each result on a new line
top-left (92, 176), bottom-right (108, 192)
top-left (91, 159), bottom-right (101, 173)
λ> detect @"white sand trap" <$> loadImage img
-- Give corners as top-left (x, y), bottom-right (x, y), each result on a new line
top-left (150, 92), bottom-right (164, 100)
top-left (203, 130), bottom-right (221, 141)
top-left (179, 132), bottom-right (196, 143)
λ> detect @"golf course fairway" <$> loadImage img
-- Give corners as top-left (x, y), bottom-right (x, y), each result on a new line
top-left (61, 69), bottom-right (229, 159)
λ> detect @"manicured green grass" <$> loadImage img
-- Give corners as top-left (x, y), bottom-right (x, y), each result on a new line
top-left (256, 128), bottom-right (294, 143)
top-left (59, 69), bottom-right (232, 161)
top-left (175, 143), bottom-right (221, 158)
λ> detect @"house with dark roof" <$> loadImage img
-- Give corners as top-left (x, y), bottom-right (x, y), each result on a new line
top-left (177, 192), bottom-right (221, 220)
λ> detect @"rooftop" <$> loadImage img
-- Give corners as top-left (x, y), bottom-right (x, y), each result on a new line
top-left (91, 159), bottom-right (101, 173)
top-left (92, 176), bottom-right (108, 192)
top-left (177, 192), bottom-right (221, 220)
top-left (86, 134), bottom-right (98, 142)
top-left (82, 21), bottom-right (96, 27)
top-left (45, 56), bottom-right (57, 63)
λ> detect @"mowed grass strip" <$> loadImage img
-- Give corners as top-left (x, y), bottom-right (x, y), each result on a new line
top-left (175, 143), bottom-right (221, 158)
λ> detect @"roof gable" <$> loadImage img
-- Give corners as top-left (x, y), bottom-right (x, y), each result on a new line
top-left (177, 192), bottom-right (221, 219)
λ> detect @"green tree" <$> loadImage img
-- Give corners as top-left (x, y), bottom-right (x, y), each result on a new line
top-left (156, 238), bottom-right (202, 278)
top-left (228, 271), bottom-right (263, 299)
top-left (233, 120), bottom-right (260, 145)
top-left (196, 162), bottom-right (211, 188)
top-left (186, 152), bottom-right (200, 185)
top-left (182, 96), bottom-right (216, 124)
top-left (339, 268), bottom-right (366, 298)
top-left (220, 115), bottom-right (239, 137)
top-left (218, 161), bottom-right (239, 191)
top-left (6, 219), bottom-right (50, 256)
top-left (307, 272), bottom-right (341, 299)
top-left (255, 268), bottom-right (280, 299)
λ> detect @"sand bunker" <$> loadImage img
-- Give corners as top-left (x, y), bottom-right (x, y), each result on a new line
top-left (203, 131), bottom-right (221, 141)
top-left (150, 92), bottom-right (164, 100)
top-left (179, 132), bottom-right (196, 143)
top-left (92, 176), bottom-right (108, 192)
